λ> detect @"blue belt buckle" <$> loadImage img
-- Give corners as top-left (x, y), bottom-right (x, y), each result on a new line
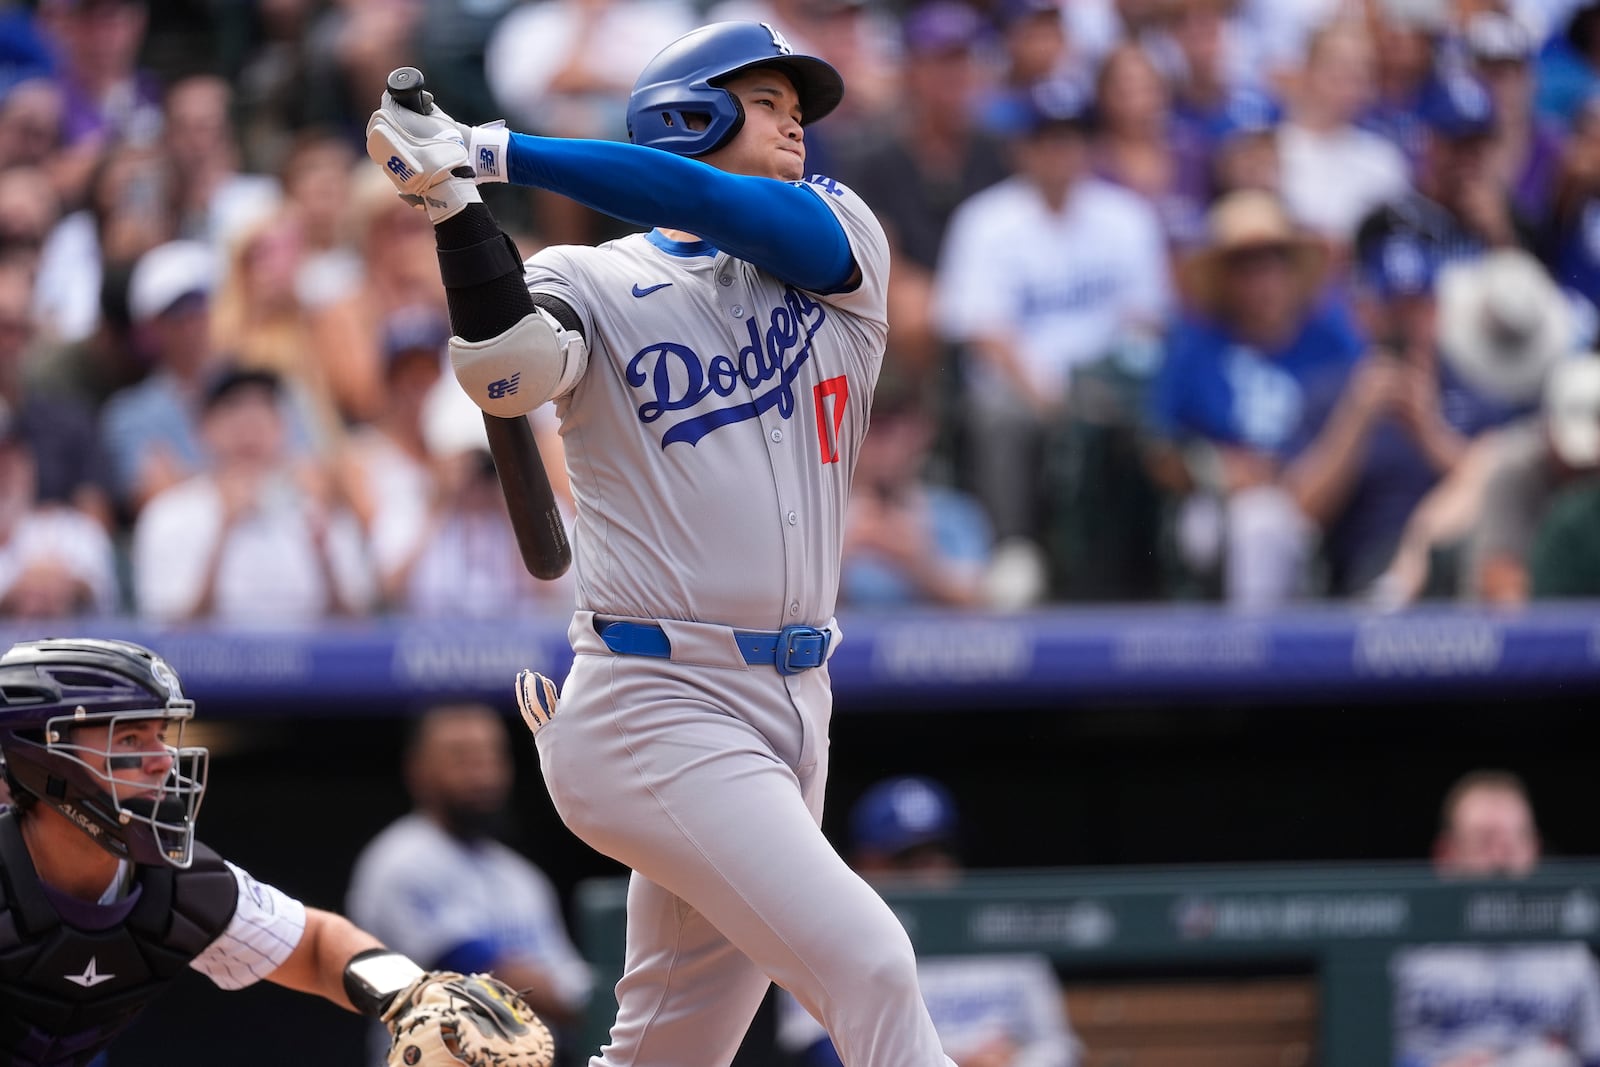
top-left (776, 625), bottom-right (830, 675)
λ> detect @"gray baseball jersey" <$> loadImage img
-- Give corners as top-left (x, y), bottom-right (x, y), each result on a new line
top-left (1393, 942), bottom-right (1600, 1067)
top-left (522, 178), bottom-right (957, 1067)
top-left (525, 174), bottom-right (885, 630)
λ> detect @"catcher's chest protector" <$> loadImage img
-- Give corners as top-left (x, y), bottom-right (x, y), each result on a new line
top-left (0, 812), bottom-right (239, 1067)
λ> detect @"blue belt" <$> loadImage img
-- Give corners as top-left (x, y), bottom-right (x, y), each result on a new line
top-left (597, 621), bottom-right (832, 675)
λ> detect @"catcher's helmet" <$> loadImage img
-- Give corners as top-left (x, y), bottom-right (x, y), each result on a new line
top-left (627, 21), bottom-right (844, 157)
top-left (0, 638), bottom-right (208, 868)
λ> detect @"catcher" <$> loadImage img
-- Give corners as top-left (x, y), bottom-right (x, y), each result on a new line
top-left (0, 636), bottom-right (553, 1067)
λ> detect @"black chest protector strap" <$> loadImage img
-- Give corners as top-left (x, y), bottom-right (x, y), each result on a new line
top-left (0, 811), bottom-right (239, 1067)
top-left (0, 808), bottom-right (56, 931)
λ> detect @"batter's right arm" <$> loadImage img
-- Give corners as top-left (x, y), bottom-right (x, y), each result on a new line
top-left (450, 117), bottom-right (855, 293)
top-left (365, 88), bottom-right (588, 417)
top-left (367, 76), bottom-right (585, 579)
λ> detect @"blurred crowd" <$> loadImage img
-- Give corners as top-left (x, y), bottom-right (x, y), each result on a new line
top-left (2, 0), bottom-right (1600, 621)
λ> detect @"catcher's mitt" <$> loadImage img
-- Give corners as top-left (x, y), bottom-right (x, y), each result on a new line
top-left (382, 971), bottom-right (554, 1067)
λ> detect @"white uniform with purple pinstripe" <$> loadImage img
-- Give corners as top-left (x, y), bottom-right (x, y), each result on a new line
top-left (187, 863), bottom-right (306, 988)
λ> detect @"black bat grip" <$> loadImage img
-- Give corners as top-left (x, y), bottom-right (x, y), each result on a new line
top-left (386, 67), bottom-right (430, 114)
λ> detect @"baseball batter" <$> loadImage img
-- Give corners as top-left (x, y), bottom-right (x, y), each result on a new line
top-left (365, 20), bottom-right (956, 1067)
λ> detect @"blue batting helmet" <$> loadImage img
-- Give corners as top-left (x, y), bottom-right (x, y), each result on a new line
top-left (627, 21), bottom-right (845, 157)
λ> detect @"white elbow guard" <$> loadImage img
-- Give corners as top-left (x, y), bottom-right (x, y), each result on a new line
top-left (449, 307), bottom-right (588, 417)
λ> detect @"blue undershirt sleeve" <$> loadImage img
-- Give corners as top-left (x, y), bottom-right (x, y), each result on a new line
top-left (506, 132), bottom-right (854, 292)
top-left (802, 1037), bottom-right (846, 1067)
top-left (432, 938), bottom-right (500, 975)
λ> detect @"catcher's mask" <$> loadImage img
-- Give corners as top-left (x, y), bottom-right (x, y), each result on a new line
top-left (0, 638), bottom-right (208, 868)
top-left (626, 21), bottom-right (844, 157)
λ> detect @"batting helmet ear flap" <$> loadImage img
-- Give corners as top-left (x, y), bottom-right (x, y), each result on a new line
top-left (627, 21), bottom-right (843, 157)
top-left (695, 91), bottom-right (746, 155)
top-left (631, 95), bottom-right (745, 155)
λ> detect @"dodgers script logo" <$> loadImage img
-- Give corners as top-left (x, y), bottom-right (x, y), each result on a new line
top-left (627, 287), bottom-right (828, 447)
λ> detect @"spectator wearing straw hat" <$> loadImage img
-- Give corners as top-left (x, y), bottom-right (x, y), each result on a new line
top-left (1144, 189), bottom-right (1359, 605)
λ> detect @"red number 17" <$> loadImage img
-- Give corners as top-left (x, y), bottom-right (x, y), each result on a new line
top-left (812, 375), bottom-right (849, 465)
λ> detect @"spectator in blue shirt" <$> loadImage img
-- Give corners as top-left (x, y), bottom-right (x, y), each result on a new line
top-left (1145, 189), bottom-right (1362, 605)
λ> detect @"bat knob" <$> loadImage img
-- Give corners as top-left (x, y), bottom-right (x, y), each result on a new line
top-left (386, 66), bottom-right (429, 114)
top-left (387, 66), bottom-right (424, 94)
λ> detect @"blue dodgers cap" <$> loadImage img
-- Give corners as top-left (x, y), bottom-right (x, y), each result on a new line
top-left (849, 776), bottom-right (958, 854)
top-left (1418, 71), bottom-right (1497, 140)
top-left (1359, 228), bottom-right (1440, 300)
top-left (1208, 87), bottom-right (1284, 143)
top-left (1019, 77), bottom-right (1093, 135)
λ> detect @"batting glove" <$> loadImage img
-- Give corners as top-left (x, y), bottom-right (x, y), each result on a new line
top-left (365, 92), bottom-right (481, 223)
top-left (516, 669), bottom-right (559, 737)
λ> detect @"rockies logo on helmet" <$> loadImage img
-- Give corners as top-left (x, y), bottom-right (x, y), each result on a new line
top-left (626, 21), bottom-right (845, 157)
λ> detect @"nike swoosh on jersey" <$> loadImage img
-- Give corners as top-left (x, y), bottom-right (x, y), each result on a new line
top-left (631, 282), bottom-right (672, 298)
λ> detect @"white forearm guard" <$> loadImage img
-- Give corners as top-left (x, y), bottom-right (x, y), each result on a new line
top-left (450, 306), bottom-right (588, 418)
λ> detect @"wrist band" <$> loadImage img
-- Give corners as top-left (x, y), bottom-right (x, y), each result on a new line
top-left (471, 122), bottom-right (511, 184)
top-left (343, 948), bottom-right (426, 1017)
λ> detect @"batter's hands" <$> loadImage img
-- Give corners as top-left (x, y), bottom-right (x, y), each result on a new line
top-left (365, 91), bottom-right (480, 222)
top-left (516, 670), bottom-right (560, 736)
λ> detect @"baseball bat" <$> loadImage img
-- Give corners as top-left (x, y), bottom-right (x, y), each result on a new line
top-left (386, 66), bottom-right (573, 580)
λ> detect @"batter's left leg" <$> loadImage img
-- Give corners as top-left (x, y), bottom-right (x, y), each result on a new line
top-left (594, 871), bottom-right (772, 1067)
top-left (539, 658), bottom-right (954, 1067)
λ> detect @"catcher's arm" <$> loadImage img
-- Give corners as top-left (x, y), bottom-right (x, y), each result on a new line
top-left (268, 906), bottom-right (388, 1010)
